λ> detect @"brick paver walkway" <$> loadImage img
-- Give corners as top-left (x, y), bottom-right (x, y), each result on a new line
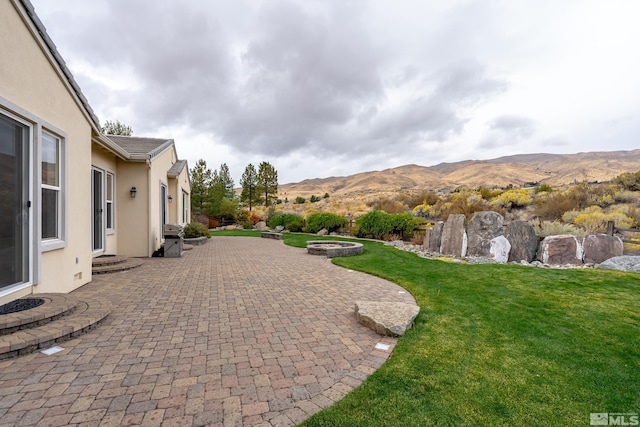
top-left (0, 236), bottom-right (416, 426)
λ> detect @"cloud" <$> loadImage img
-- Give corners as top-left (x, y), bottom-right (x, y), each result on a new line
top-left (479, 115), bottom-right (537, 149)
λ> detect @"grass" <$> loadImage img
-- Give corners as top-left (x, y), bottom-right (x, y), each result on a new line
top-left (211, 230), bottom-right (640, 426)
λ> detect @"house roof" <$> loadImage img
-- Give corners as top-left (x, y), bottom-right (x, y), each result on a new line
top-left (18, 0), bottom-right (101, 131)
top-left (167, 160), bottom-right (188, 178)
top-left (107, 135), bottom-right (175, 161)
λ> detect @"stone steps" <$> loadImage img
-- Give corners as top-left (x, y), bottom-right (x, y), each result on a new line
top-left (0, 293), bottom-right (110, 359)
top-left (92, 255), bottom-right (143, 274)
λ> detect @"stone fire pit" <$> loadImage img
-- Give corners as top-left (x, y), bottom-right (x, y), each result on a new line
top-left (306, 240), bottom-right (363, 258)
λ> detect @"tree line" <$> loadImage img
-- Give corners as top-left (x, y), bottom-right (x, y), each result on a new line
top-left (190, 160), bottom-right (278, 220)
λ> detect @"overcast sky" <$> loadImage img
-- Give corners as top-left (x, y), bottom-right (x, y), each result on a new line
top-left (31, 0), bottom-right (640, 184)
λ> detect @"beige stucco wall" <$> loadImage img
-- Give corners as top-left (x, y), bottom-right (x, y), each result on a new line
top-left (148, 147), bottom-right (177, 255)
top-left (91, 147), bottom-right (118, 255)
top-left (115, 159), bottom-right (150, 257)
top-left (169, 165), bottom-right (191, 226)
top-left (0, 1), bottom-right (93, 297)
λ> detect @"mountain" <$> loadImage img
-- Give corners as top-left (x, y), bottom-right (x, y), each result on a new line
top-left (278, 149), bottom-right (640, 199)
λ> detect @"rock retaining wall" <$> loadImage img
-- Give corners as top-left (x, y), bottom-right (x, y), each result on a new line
top-left (428, 212), bottom-right (623, 266)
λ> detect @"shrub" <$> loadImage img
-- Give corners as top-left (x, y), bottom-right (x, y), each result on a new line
top-left (477, 186), bottom-right (503, 200)
top-left (489, 189), bottom-right (532, 210)
top-left (397, 190), bottom-right (440, 209)
top-left (534, 183), bottom-right (554, 193)
top-left (440, 191), bottom-right (488, 219)
top-left (310, 195), bottom-right (321, 203)
top-left (533, 221), bottom-right (585, 238)
top-left (355, 211), bottom-right (422, 240)
top-left (533, 187), bottom-right (590, 221)
top-left (356, 211), bottom-right (393, 239)
top-left (368, 197), bottom-right (407, 214)
top-left (268, 213), bottom-right (304, 232)
top-left (235, 210), bottom-right (260, 229)
top-left (562, 206), bottom-right (634, 233)
top-left (412, 203), bottom-right (433, 219)
top-left (294, 196), bottom-right (306, 204)
top-left (183, 222), bottom-right (210, 238)
top-left (613, 170), bottom-right (640, 191)
top-left (306, 212), bottom-right (348, 233)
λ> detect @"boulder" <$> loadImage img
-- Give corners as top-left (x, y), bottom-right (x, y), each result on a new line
top-left (274, 225), bottom-right (285, 232)
top-left (582, 234), bottom-right (624, 264)
top-left (466, 211), bottom-right (504, 257)
top-left (427, 221), bottom-right (444, 253)
top-left (354, 301), bottom-right (420, 337)
top-left (254, 221), bottom-right (269, 231)
top-left (505, 220), bottom-right (539, 263)
top-left (423, 228), bottom-right (431, 251)
top-left (596, 256), bottom-right (640, 272)
top-left (440, 215), bottom-right (467, 257)
top-left (490, 235), bottom-right (511, 263)
top-left (317, 228), bottom-right (329, 236)
top-left (537, 234), bottom-right (583, 265)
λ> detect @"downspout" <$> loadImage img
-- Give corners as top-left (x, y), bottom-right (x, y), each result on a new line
top-left (146, 158), bottom-right (153, 257)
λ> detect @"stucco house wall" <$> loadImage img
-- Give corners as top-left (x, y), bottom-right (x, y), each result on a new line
top-left (0, 0), bottom-right (96, 300)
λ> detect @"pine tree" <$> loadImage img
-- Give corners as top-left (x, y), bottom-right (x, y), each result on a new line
top-left (256, 162), bottom-right (278, 208)
top-left (240, 164), bottom-right (258, 211)
top-left (189, 159), bottom-right (213, 215)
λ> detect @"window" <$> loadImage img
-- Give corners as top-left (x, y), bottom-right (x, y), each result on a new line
top-left (41, 132), bottom-right (61, 240)
top-left (106, 172), bottom-right (114, 232)
top-left (182, 191), bottom-right (189, 223)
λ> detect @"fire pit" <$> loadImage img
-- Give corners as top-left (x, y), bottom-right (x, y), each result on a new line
top-left (306, 240), bottom-right (363, 258)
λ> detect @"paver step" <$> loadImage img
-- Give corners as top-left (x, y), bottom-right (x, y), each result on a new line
top-left (92, 254), bottom-right (128, 267)
top-left (0, 293), bottom-right (110, 359)
top-left (92, 257), bottom-right (143, 274)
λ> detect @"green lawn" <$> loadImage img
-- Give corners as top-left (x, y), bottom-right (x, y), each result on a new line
top-left (211, 231), bottom-right (640, 426)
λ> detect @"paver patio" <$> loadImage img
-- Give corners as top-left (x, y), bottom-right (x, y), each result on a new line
top-left (0, 236), bottom-right (416, 426)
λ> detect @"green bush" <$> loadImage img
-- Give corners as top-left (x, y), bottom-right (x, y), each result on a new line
top-left (614, 170), bottom-right (640, 191)
top-left (294, 196), bottom-right (306, 204)
top-left (268, 213), bottom-right (304, 232)
top-left (306, 212), bottom-right (347, 233)
top-left (355, 211), bottom-right (421, 239)
top-left (183, 222), bottom-right (210, 238)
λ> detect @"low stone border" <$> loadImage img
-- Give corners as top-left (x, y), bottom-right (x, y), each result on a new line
top-left (184, 236), bottom-right (209, 246)
top-left (307, 240), bottom-right (364, 258)
top-left (261, 232), bottom-right (283, 240)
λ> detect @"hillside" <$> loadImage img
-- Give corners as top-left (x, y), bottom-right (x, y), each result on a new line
top-left (278, 149), bottom-right (640, 200)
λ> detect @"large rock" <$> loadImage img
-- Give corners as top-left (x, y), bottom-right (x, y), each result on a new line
top-left (427, 221), bottom-right (444, 253)
top-left (490, 235), bottom-right (511, 263)
top-left (505, 220), bottom-right (539, 263)
top-left (254, 221), bottom-right (269, 231)
top-left (354, 301), bottom-right (420, 337)
top-left (317, 228), bottom-right (329, 236)
top-left (537, 234), bottom-right (583, 265)
top-left (582, 234), bottom-right (624, 264)
top-left (466, 211), bottom-right (504, 257)
top-left (596, 256), bottom-right (640, 272)
top-left (440, 215), bottom-right (467, 257)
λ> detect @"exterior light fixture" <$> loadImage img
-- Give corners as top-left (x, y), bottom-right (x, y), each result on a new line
top-left (168, 195), bottom-right (173, 203)
top-left (130, 186), bottom-right (137, 198)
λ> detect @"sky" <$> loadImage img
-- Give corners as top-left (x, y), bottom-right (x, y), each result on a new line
top-left (30, 0), bottom-right (640, 185)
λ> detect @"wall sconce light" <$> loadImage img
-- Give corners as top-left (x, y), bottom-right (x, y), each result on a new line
top-left (130, 186), bottom-right (137, 198)
top-left (168, 195), bottom-right (173, 203)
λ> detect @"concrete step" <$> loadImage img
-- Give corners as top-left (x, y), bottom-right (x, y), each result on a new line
top-left (92, 257), bottom-right (143, 275)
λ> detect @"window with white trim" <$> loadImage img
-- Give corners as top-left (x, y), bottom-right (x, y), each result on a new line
top-left (182, 191), bottom-right (189, 223)
top-left (106, 172), bottom-right (114, 232)
top-left (41, 131), bottom-right (62, 241)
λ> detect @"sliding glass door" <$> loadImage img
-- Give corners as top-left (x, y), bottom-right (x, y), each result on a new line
top-left (0, 114), bottom-right (30, 290)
